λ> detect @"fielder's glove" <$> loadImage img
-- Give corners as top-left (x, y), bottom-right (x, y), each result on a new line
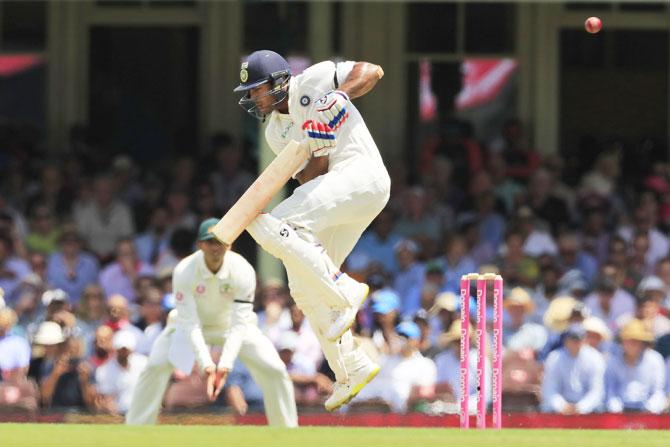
top-left (315, 90), bottom-right (350, 130)
top-left (302, 119), bottom-right (336, 157)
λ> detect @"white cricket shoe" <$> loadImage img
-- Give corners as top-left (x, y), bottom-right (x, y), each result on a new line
top-left (325, 281), bottom-right (370, 341)
top-left (324, 361), bottom-right (381, 412)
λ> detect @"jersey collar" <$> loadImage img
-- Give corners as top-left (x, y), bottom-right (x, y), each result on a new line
top-left (198, 250), bottom-right (232, 281)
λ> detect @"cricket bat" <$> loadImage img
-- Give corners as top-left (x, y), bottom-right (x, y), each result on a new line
top-left (209, 139), bottom-right (309, 245)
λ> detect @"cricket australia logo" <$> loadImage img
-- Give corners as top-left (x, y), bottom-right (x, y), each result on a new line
top-left (220, 283), bottom-right (232, 294)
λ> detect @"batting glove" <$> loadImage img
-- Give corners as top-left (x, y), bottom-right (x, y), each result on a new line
top-left (303, 120), bottom-right (336, 157)
top-left (315, 90), bottom-right (350, 130)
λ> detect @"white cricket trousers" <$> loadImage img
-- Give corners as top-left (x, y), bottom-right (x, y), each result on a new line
top-left (125, 325), bottom-right (298, 427)
top-left (247, 156), bottom-right (390, 382)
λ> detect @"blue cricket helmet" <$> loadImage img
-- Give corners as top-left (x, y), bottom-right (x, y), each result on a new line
top-left (234, 50), bottom-right (291, 93)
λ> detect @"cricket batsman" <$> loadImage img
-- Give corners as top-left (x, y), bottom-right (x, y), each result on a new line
top-left (125, 218), bottom-right (297, 426)
top-left (234, 50), bottom-right (391, 410)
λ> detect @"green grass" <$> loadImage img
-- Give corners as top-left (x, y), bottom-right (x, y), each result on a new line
top-left (1, 424), bottom-right (669, 447)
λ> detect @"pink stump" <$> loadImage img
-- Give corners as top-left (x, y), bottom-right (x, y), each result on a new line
top-left (459, 277), bottom-right (470, 429)
top-left (492, 276), bottom-right (504, 429)
top-left (476, 278), bottom-right (487, 429)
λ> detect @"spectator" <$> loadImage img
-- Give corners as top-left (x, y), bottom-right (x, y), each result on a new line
top-left (488, 152), bottom-right (524, 216)
top-left (491, 118), bottom-right (540, 183)
top-left (392, 240), bottom-right (424, 315)
top-left (225, 360), bottom-right (264, 415)
top-left (25, 203), bottom-right (60, 255)
top-left (0, 307), bottom-right (31, 380)
top-left (437, 233), bottom-right (477, 293)
top-left (74, 174), bottom-right (135, 261)
top-left (584, 275), bottom-right (636, 332)
top-left (541, 323), bottom-right (605, 414)
top-left (0, 232), bottom-right (31, 301)
top-left (605, 319), bottom-right (667, 414)
top-left (516, 207), bottom-right (558, 258)
top-left (618, 203), bottom-right (670, 271)
top-left (256, 278), bottom-right (292, 345)
top-left (461, 218), bottom-right (496, 268)
top-left (96, 330), bottom-right (148, 415)
top-left (503, 287), bottom-right (547, 354)
top-left (654, 257), bottom-right (670, 310)
top-left (286, 300), bottom-right (322, 370)
top-left (76, 284), bottom-right (107, 356)
top-left (617, 276), bottom-right (670, 339)
top-left (134, 206), bottom-right (170, 267)
top-left (429, 291), bottom-right (458, 349)
top-left (154, 228), bottom-right (195, 275)
top-left (276, 330), bottom-right (332, 406)
top-left (556, 232), bottom-right (598, 287)
top-left (434, 320), bottom-right (491, 408)
top-left (369, 289), bottom-right (402, 354)
top-left (495, 227), bottom-right (539, 288)
top-left (524, 168), bottom-right (571, 234)
top-left (209, 134), bottom-right (255, 214)
top-left (36, 322), bottom-right (96, 411)
top-left (89, 325), bottom-right (114, 369)
top-left (134, 287), bottom-right (165, 356)
top-left (193, 182), bottom-right (222, 224)
top-left (579, 207), bottom-right (610, 265)
top-left (164, 186), bottom-right (198, 235)
top-left (46, 229), bottom-right (100, 306)
top-left (580, 150), bottom-right (621, 203)
top-left (353, 209), bottom-right (403, 274)
top-left (24, 164), bottom-right (74, 219)
top-left (99, 239), bottom-right (154, 302)
top-left (395, 187), bottom-right (442, 243)
top-left (354, 321), bottom-right (437, 413)
top-left (582, 317), bottom-right (614, 358)
top-left (102, 294), bottom-right (144, 346)
top-left (110, 155), bottom-right (144, 209)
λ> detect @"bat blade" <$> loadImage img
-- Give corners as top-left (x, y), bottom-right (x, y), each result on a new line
top-left (209, 140), bottom-right (309, 245)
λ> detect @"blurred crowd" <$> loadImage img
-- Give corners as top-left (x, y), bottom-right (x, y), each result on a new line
top-left (1, 117), bottom-right (670, 418)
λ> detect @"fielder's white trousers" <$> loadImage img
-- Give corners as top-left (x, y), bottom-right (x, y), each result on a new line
top-left (247, 156), bottom-right (390, 382)
top-left (125, 324), bottom-right (298, 427)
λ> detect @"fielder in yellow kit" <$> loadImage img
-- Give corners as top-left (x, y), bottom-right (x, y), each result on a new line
top-left (125, 219), bottom-right (297, 426)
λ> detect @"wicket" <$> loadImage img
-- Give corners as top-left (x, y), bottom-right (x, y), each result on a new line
top-left (459, 273), bottom-right (503, 429)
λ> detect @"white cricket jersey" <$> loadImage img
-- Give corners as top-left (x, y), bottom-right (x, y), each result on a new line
top-left (173, 249), bottom-right (257, 370)
top-left (265, 60), bottom-right (386, 173)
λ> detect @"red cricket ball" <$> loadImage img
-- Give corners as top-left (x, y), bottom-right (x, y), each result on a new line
top-left (585, 16), bottom-right (602, 34)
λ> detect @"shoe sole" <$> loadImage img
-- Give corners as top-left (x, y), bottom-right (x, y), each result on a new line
top-left (324, 364), bottom-right (381, 412)
top-left (325, 283), bottom-right (370, 342)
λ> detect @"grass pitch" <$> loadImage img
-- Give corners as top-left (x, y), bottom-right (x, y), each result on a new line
top-left (2, 424), bottom-right (669, 447)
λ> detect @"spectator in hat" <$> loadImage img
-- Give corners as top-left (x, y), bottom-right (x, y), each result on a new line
top-left (539, 296), bottom-right (589, 361)
top-left (583, 274), bottom-right (636, 332)
top-left (582, 317), bottom-right (614, 358)
top-left (353, 209), bottom-right (403, 274)
top-left (605, 319), bottom-right (667, 414)
top-left (369, 289), bottom-right (402, 354)
top-left (74, 174), bottom-right (134, 261)
top-left (276, 330), bottom-right (333, 406)
top-left (503, 287), bottom-right (547, 354)
top-left (0, 232), bottom-right (31, 301)
top-left (96, 330), bottom-right (148, 415)
top-left (541, 323), bottom-right (605, 414)
top-left (515, 207), bottom-right (558, 258)
top-left (392, 239), bottom-right (424, 314)
top-left (46, 229), bottom-right (100, 306)
top-left (617, 275), bottom-right (670, 339)
top-left (429, 291), bottom-right (458, 347)
top-left (41, 288), bottom-right (71, 322)
top-left (99, 239), bottom-right (154, 303)
top-left (434, 320), bottom-right (491, 408)
top-left (0, 307), bottom-right (31, 380)
top-left (36, 321), bottom-right (97, 411)
top-left (354, 321), bottom-right (437, 412)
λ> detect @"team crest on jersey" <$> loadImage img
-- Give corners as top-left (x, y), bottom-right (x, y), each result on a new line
top-left (196, 284), bottom-right (206, 294)
top-left (220, 283), bottom-right (232, 294)
top-left (300, 95), bottom-right (310, 106)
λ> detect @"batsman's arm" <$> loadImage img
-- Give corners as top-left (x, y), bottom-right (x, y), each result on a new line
top-left (338, 62), bottom-right (384, 100)
top-left (173, 270), bottom-right (215, 371)
top-left (295, 156), bottom-right (329, 184)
